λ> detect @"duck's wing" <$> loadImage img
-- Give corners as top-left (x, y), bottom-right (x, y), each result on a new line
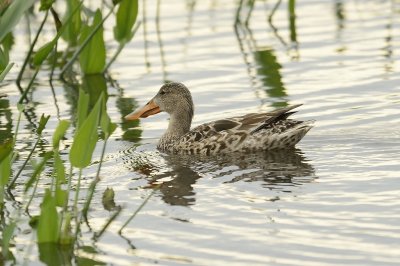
top-left (178, 104), bottom-right (303, 147)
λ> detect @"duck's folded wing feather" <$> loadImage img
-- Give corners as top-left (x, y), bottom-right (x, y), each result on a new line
top-left (181, 104), bottom-right (303, 144)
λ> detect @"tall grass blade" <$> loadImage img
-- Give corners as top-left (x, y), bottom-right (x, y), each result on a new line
top-left (2, 222), bottom-right (16, 259)
top-left (0, 0), bottom-right (35, 42)
top-left (0, 46), bottom-right (9, 71)
top-left (54, 152), bottom-right (67, 207)
top-left (77, 89), bottom-right (90, 129)
top-left (37, 189), bottom-right (59, 243)
top-left (0, 154), bottom-right (12, 204)
top-left (52, 120), bottom-right (70, 149)
top-left (114, 0), bottom-right (138, 43)
top-left (52, 120), bottom-right (70, 207)
top-left (82, 98), bottom-right (116, 219)
top-left (69, 94), bottom-right (103, 168)
top-left (0, 62), bottom-right (13, 82)
top-left (79, 9), bottom-right (106, 74)
top-left (0, 138), bottom-right (13, 163)
top-left (0, 139), bottom-right (13, 204)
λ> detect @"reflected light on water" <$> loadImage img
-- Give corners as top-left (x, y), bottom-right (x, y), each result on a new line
top-left (1, 0), bottom-right (400, 265)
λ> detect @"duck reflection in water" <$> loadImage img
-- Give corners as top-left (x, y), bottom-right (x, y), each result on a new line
top-left (124, 148), bottom-right (315, 207)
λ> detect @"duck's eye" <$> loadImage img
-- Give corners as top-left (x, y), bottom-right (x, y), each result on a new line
top-left (160, 90), bottom-right (166, 95)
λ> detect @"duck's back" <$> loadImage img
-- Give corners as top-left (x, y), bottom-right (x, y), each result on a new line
top-left (166, 104), bottom-right (314, 155)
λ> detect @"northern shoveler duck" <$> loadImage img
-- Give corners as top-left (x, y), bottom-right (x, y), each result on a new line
top-left (125, 82), bottom-right (314, 155)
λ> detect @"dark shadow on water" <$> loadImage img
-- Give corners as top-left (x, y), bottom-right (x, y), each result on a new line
top-left (114, 85), bottom-right (142, 142)
top-left (37, 243), bottom-right (105, 266)
top-left (0, 96), bottom-right (13, 143)
top-left (382, 1), bottom-right (395, 75)
top-left (124, 152), bottom-right (202, 206)
top-left (142, 0), bottom-right (151, 71)
top-left (234, 23), bottom-right (289, 108)
top-left (216, 149), bottom-right (315, 188)
top-left (334, 0), bottom-right (346, 54)
top-left (253, 49), bottom-right (287, 105)
top-left (156, 0), bottom-right (168, 82)
top-left (123, 148), bottom-right (315, 207)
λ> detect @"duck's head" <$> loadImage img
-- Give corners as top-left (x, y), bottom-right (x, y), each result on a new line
top-left (125, 82), bottom-right (194, 121)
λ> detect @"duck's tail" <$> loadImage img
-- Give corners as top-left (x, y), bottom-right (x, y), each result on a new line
top-left (274, 120), bottom-right (315, 148)
top-left (251, 119), bottom-right (314, 150)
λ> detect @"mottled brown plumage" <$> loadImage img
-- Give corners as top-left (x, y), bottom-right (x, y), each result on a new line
top-left (125, 83), bottom-right (314, 155)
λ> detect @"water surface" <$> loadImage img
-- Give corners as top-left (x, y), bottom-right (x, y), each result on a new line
top-left (1, 0), bottom-right (400, 265)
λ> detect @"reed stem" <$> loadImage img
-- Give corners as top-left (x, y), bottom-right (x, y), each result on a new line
top-left (118, 187), bottom-right (158, 234)
top-left (60, 7), bottom-right (114, 77)
top-left (18, 68), bottom-right (39, 104)
top-left (16, 11), bottom-right (48, 90)
top-left (8, 136), bottom-right (40, 189)
top-left (82, 139), bottom-right (107, 218)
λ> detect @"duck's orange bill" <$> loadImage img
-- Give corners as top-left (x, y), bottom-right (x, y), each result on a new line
top-left (124, 99), bottom-right (161, 121)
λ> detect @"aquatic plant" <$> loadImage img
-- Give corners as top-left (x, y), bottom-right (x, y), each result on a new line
top-left (0, 0), bottom-right (140, 262)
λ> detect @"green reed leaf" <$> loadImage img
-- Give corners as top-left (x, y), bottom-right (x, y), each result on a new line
top-left (0, 139), bottom-right (13, 186)
top-left (32, 1), bottom-right (83, 68)
top-left (24, 151), bottom-right (53, 192)
top-left (55, 186), bottom-right (67, 207)
top-left (0, 47), bottom-right (9, 71)
top-left (1, 32), bottom-right (14, 52)
top-left (59, 212), bottom-right (74, 245)
top-left (2, 222), bottom-right (16, 258)
top-left (79, 9), bottom-right (106, 74)
top-left (77, 88), bottom-right (90, 129)
top-left (0, 62), bottom-right (13, 82)
top-left (0, 0), bottom-right (35, 42)
top-left (32, 40), bottom-right (55, 67)
top-left (102, 187), bottom-right (117, 211)
top-left (100, 100), bottom-right (117, 138)
top-left (53, 151), bottom-right (66, 184)
top-left (69, 94), bottom-right (103, 168)
top-left (0, 154), bottom-right (12, 187)
top-left (62, 0), bottom-right (82, 45)
top-left (114, 0), bottom-right (138, 43)
top-left (17, 103), bottom-right (24, 112)
top-left (52, 120), bottom-right (70, 149)
top-left (0, 139), bottom-right (12, 163)
top-left (37, 114), bottom-right (50, 135)
top-left (39, 0), bottom-right (55, 11)
top-left (53, 151), bottom-right (67, 206)
top-left (37, 189), bottom-right (59, 243)
top-left (50, 7), bottom-right (62, 33)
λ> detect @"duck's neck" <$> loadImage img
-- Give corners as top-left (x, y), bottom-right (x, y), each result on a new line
top-left (159, 111), bottom-right (192, 148)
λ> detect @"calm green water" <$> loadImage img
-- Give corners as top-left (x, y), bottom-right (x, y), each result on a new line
top-left (1, 0), bottom-right (400, 265)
